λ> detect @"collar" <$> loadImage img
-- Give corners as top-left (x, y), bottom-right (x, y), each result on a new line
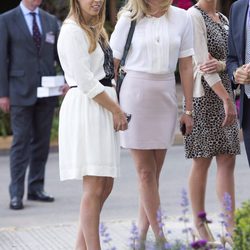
top-left (20, 1), bottom-right (39, 16)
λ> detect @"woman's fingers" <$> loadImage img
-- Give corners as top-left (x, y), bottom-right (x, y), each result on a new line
top-left (200, 61), bottom-right (217, 73)
top-left (113, 112), bottom-right (128, 131)
top-left (222, 101), bottom-right (237, 127)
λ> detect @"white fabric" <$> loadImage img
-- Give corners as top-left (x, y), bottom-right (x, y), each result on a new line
top-left (57, 19), bottom-right (120, 180)
top-left (110, 6), bottom-right (194, 74)
top-left (57, 19), bottom-right (105, 98)
top-left (187, 6), bottom-right (223, 97)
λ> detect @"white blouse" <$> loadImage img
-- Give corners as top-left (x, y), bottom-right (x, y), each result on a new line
top-left (57, 19), bottom-right (105, 99)
top-left (110, 6), bottom-right (194, 74)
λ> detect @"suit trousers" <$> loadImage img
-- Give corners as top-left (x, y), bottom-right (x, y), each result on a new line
top-left (9, 98), bottom-right (55, 199)
top-left (242, 94), bottom-right (250, 167)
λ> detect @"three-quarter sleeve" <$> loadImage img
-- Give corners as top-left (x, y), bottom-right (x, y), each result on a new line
top-left (188, 7), bottom-right (221, 97)
top-left (58, 23), bottom-right (105, 98)
top-left (110, 13), bottom-right (131, 60)
top-left (179, 12), bottom-right (194, 58)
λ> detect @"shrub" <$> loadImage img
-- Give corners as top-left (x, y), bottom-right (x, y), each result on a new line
top-left (0, 111), bottom-right (12, 137)
top-left (233, 200), bottom-right (250, 250)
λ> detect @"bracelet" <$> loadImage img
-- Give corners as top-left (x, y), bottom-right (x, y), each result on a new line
top-left (184, 110), bottom-right (193, 117)
top-left (219, 61), bottom-right (226, 72)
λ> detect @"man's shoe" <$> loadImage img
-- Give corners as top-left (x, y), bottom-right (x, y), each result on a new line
top-left (27, 190), bottom-right (54, 202)
top-left (10, 197), bottom-right (24, 210)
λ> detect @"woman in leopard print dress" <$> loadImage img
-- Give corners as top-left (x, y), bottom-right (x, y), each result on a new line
top-left (186, 0), bottom-right (240, 243)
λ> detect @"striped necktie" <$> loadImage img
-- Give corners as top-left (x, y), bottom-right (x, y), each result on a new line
top-left (244, 4), bottom-right (250, 98)
top-left (30, 12), bottom-right (41, 52)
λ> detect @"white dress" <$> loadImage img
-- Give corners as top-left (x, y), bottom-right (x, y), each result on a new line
top-left (57, 19), bottom-right (120, 180)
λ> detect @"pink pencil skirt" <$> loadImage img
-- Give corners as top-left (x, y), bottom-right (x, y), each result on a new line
top-left (119, 71), bottom-right (178, 149)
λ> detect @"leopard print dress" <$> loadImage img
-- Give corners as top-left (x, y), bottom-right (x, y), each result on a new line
top-left (184, 6), bottom-right (240, 158)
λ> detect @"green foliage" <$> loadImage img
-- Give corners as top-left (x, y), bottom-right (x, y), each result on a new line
top-left (0, 111), bottom-right (12, 137)
top-left (105, 21), bottom-right (114, 37)
top-left (233, 200), bottom-right (250, 250)
top-left (41, 0), bottom-right (69, 21)
top-left (50, 108), bottom-right (59, 141)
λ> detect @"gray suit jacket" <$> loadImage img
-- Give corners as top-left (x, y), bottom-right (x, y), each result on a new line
top-left (0, 6), bottom-right (59, 106)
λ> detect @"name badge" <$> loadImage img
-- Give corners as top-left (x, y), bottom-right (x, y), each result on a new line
top-left (45, 32), bottom-right (55, 44)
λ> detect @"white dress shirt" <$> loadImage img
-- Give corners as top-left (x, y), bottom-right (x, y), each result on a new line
top-left (20, 1), bottom-right (42, 35)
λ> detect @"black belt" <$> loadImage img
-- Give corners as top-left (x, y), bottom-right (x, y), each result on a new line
top-left (69, 78), bottom-right (112, 89)
top-left (100, 78), bottom-right (112, 87)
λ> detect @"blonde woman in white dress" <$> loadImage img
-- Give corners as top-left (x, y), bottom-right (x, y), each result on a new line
top-left (57, 0), bottom-right (128, 249)
top-left (110, 0), bottom-right (194, 247)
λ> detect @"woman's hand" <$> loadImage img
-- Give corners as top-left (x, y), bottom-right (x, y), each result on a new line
top-left (222, 98), bottom-right (237, 127)
top-left (60, 83), bottom-right (70, 95)
top-left (0, 97), bottom-right (10, 113)
top-left (200, 53), bottom-right (225, 73)
top-left (93, 91), bottom-right (128, 131)
top-left (179, 113), bottom-right (193, 136)
top-left (113, 111), bottom-right (128, 132)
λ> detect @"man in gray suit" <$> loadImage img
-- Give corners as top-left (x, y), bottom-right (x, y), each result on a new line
top-left (0, 0), bottom-right (61, 210)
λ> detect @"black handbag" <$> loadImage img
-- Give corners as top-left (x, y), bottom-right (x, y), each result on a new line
top-left (116, 20), bottom-right (136, 100)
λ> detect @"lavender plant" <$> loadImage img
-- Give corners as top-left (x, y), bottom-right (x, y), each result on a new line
top-left (99, 222), bottom-right (117, 250)
top-left (129, 221), bottom-right (140, 250)
top-left (219, 192), bottom-right (232, 239)
top-left (179, 188), bottom-right (192, 245)
top-left (100, 190), bottom-right (233, 250)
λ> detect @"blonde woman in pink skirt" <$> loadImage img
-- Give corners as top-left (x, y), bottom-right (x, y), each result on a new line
top-left (110, 0), bottom-right (194, 247)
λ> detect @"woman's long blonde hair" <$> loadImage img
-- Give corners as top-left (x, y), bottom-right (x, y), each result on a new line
top-left (68, 0), bottom-right (108, 53)
top-left (119, 0), bottom-right (173, 20)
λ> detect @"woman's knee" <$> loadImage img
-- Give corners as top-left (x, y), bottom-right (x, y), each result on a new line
top-left (137, 167), bottom-right (156, 185)
top-left (216, 154), bottom-right (236, 168)
top-left (103, 178), bottom-right (114, 197)
top-left (83, 177), bottom-right (107, 198)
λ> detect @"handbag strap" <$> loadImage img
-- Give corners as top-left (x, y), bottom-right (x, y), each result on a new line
top-left (120, 20), bottom-right (136, 67)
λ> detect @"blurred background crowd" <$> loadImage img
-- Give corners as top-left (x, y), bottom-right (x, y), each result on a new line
top-left (0, 0), bottom-right (237, 30)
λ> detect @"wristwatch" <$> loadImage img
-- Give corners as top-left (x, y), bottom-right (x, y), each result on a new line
top-left (184, 110), bottom-right (193, 117)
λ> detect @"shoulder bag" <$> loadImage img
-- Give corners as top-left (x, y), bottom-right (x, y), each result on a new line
top-left (116, 20), bottom-right (136, 101)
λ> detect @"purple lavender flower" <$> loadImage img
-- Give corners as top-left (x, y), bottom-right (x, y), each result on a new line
top-left (156, 207), bottom-right (166, 237)
top-left (218, 192), bottom-right (233, 240)
top-left (179, 188), bottom-right (191, 245)
top-left (99, 222), bottom-right (116, 250)
top-left (190, 239), bottom-right (207, 249)
top-left (197, 211), bottom-right (212, 224)
top-left (164, 242), bottom-right (172, 249)
top-left (181, 189), bottom-right (189, 208)
top-left (198, 211), bottom-right (207, 220)
top-left (223, 192), bottom-right (232, 212)
top-left (129, 222), bottom-right (140, 249)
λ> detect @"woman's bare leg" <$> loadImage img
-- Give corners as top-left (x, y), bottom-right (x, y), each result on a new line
top-left (215, 154), bottom-right (236, 236)
top-left (75, 177), bottom-right (114, 250)
top-left (189, 157), bottom-right (212, 240)
top-left (75, 176), bottom-right (112, 250)
top-left (100, 177), bottom-right (114, 209)
top-left (131, 149), bottom-right (167, 241)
